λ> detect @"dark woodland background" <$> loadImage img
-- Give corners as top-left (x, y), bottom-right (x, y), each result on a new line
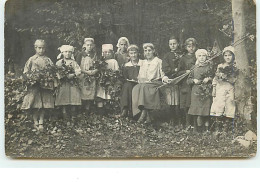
top-left (4, 0), bottom-right (255, 74)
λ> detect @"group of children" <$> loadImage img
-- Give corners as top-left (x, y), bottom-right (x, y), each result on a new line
top-left (21, 36), bottom-right (237, 134)
top-left (162, 36), bottom-right (236, 133)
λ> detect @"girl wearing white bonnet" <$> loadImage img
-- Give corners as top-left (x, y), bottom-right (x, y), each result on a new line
top-left (55, 45), bottom-right (82, 120)
top-left (210, 46), bottom-right (237, 132)
top-left (21, 39), bottom-right (55, 131)
top-left (187, 48), bottom-right (213, 133)
top-left (96, 44), bottom-right (119, 115)
top-left (115, 37), bottom-right (130, 68)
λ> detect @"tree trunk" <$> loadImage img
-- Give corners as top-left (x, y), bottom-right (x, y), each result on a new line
top-left (232, 0), bottom-right (252, 126)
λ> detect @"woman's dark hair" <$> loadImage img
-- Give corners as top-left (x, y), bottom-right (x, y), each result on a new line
top-left (223, 50), bottom-right (235, 63)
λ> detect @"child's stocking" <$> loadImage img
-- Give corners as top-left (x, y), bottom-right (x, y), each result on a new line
top-left (32, 109), bottom-right (39, 127)
top-left (197, 116), bottom-right (203, 133)
top-left (62, 106), bottom-right (67, 119)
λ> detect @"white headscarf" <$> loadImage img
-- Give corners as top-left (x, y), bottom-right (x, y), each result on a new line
top-left (223, 46), bottom-right (234, 55)
top-left (195, 49), bottom-right (208, 65)
top-left (57, 45), bottom-right (75, 60)
top-left (84, 38), bottom-right (94, 44)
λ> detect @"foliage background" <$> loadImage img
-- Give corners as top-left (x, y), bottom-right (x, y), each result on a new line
top-left (5, 0), bottom-right (254, 69)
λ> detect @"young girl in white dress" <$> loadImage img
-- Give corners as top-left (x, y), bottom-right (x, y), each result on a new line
top-left (210, 46), bottom-right (237, 132)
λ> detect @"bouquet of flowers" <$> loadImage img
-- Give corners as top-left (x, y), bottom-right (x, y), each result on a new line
top-left (56, 61), bottom-right (79, 87)
top-left (195, 66), bottom-right (214, 101)
top-left (82, 58), bottom-right (108, 84)
top-left (215, 64), bottom-right (239, 83)
top-left (24, 64), bottom-right (57, 90)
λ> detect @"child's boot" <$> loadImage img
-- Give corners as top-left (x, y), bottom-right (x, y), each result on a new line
top-left (137, 109), bottom-right (147, 123)
top-left (193, 119), bottom-right (197, 133)
top-left (120, 108), bottom-right (128, 118)
top-left (197, 116), bottom-right (203, 133)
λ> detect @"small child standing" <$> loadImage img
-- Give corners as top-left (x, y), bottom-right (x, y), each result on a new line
top-left (115, 37), bottom-right (130, 68)
top-left (177, 38), bottom-right (197, 128)
top-left (210, 46), bottom-right (237, 132)
top-left (162, 35), bottom-right (183, 127)
top-left (187, 49), bottom-right (213, 133)
top-left (21, 39), bottom-right (55, 131)
top-left (76, 38), bottom-right (98, 114)
top-left (96, 44), bottom-right (119, 115)
top-left (55, 45), bottom-right (82, 120)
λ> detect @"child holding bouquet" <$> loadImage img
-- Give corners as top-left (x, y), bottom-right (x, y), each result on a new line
top-left (210, 46), bottom-right (237, 132)
top-left (187, 49), bottom-right (213, 133)
top-left (21, 39), bottom-right (55, 131)
top-left (96, 44), bottom-right (119, 115)
top-left (55, 45), bottom-right (82, 119)
top-left (76, 38), bottom-right (98, 114)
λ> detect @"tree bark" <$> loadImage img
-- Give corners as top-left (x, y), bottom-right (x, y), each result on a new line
top-left (232, 0), bottom-right (252, 125)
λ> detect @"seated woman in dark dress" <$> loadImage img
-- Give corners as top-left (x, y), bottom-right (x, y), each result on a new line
top-left (120, 45), bottom-right (143, 117)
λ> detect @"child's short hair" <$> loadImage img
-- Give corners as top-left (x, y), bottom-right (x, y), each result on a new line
top-left (184, 38), bottom-right (197, 47)
top-left (143, 43), bottom-right (155, 50)
top-left (34, 39), bottom-right (46, 47)
top-left (169, 35), bottom-right (179, 42)
top-left (127, 44), bottom-right (139, 52)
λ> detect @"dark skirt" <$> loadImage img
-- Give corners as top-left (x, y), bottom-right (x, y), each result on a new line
top-left (132, 82), bottom-right (162, 117)
top-left (188, 85), bottom-right (211, 116)
top-left (179, 80), bottom-right (192, 109)
top-left (120, 81), bottom-right (137, 111)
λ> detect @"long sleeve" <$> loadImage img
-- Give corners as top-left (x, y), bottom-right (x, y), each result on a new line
top-left (114, 60), bottom-right (119, 71)
top-left (162, 55), bottom-right (171, 76)
top-left (177, 58), bottom-right (186, 76)
top-left (212, 65), bottom-right (220, 86)
top-left (187, 70), bottom-right (194, 85)
top-left (73, 61), bottom-right (81, 76)
top-left (159, 59), bottom-right (169, 82)
top-left (23, 58), bottom-right (33, 74)
top-left (75, 52), bottom-right (83, 66)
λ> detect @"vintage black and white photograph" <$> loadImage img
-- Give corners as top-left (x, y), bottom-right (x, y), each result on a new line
top-left (4, 0), bottom-right (257, 158)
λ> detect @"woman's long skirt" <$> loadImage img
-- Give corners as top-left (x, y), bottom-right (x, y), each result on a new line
top-left (132, 82), bottom-right (162, 117)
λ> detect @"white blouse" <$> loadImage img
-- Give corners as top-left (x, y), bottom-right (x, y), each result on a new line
top-left (137, 57), bottom-right (167, 83)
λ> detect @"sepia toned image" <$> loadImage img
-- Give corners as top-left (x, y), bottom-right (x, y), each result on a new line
top-left (4, 0), bottom-right (256, 159)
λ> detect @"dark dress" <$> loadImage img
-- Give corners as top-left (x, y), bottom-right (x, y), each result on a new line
top-left (177, 53), bottom-right (196, 109)
top-left (162, 51), bottom-right (183, 105)
top-left (115, 52), bottom-right (128, 68)
top-left (120, 61), bottom-right (140, 111)
top-left (187, 62), bottom-right (213, 116)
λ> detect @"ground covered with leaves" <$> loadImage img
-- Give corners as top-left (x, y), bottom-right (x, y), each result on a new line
top-left (5, 111), bottom-right (256, 159)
